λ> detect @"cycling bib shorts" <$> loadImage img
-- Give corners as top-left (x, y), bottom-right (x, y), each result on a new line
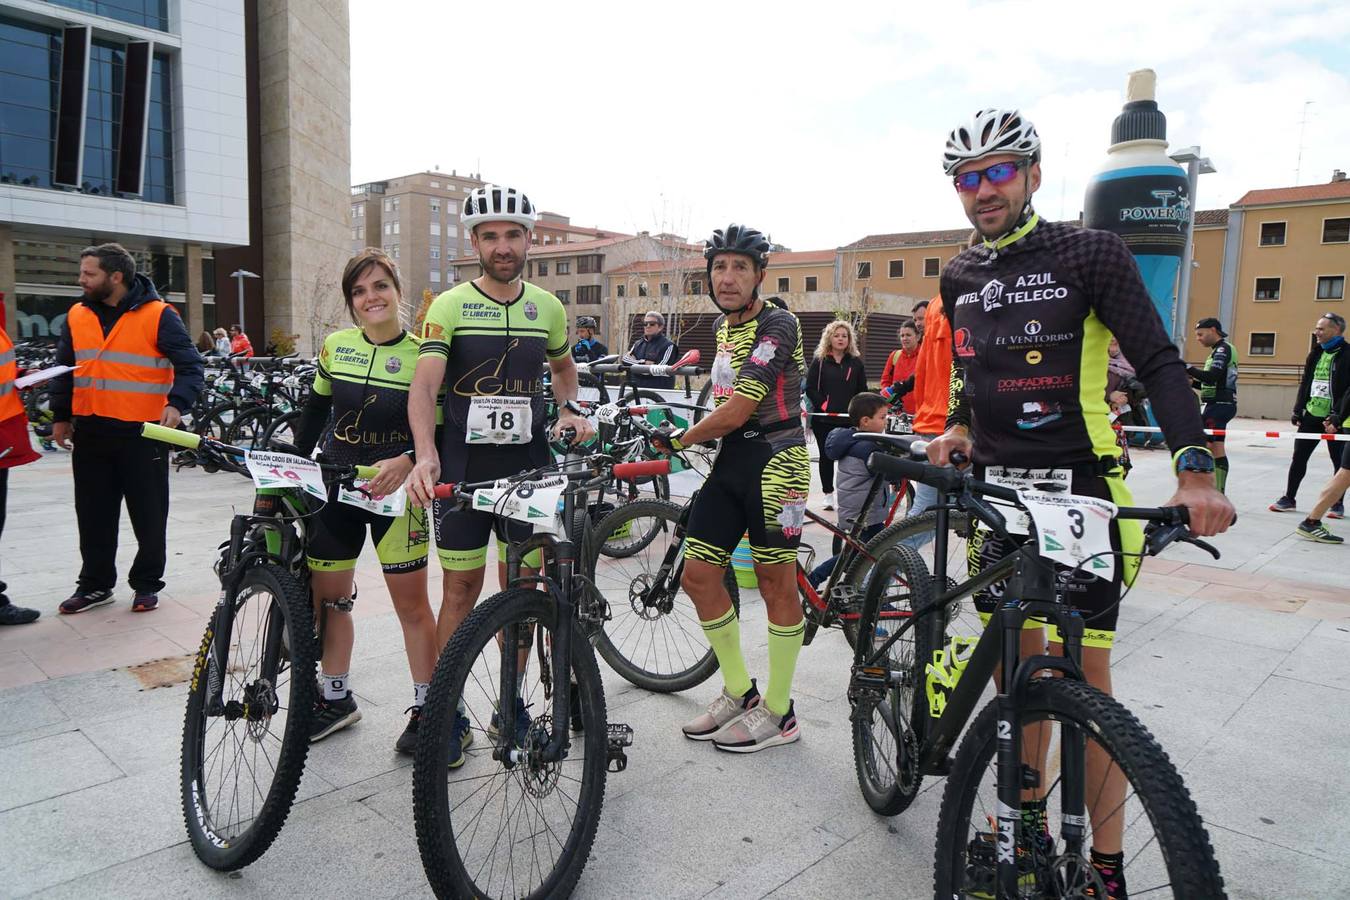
top-left (966, 467), bottom-right (1141, 649)
top-left (685, 440), bottom-right (811, 568)
top-left (1200, 401), bottom-right (1237, 443)
top-left (306, 490), bottom-right (430, 574)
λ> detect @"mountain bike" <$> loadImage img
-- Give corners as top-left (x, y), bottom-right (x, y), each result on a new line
top-left (411, 449), bottom-right (655, 899)
top-left (578, 417), bottom-right (916, 692)
top-left (848, 448), bottom-right (1226, 897)
top-left (141, 422), bottom-right (380, 870)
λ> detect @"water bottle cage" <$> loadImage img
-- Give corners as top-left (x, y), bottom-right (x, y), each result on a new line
top-left (925, 636), bottom-right (979, 718)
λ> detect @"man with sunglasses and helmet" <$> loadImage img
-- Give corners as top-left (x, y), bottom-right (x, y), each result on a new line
top-left (571, 315), bottom-right (608, 364)
top-left (649, 224), bottom-right (810, 753)
top-left (924, 109), bottom-right (1233, 898)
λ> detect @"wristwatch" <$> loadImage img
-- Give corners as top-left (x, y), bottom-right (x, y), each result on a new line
top-left (563, 399), bottom-right (585, 417)
top-left (1173, 446), bottom-right (1215, 475)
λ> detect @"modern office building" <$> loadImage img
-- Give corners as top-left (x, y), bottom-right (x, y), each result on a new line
top-left (0, 0), bottom-right (351, 353)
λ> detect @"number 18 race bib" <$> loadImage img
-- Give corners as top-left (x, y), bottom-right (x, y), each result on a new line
top-left (465, 396), bottom-right (532, 445)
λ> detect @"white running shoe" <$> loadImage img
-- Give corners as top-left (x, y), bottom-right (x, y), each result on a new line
top-left (712, 700), bottom-right (800, 753)
top-left (823, 492), bottom-right (835, 510)
top-left (682, 680), bottom-right (760, 741)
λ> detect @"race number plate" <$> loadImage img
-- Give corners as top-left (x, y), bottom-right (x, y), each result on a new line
top-left (595, 402), bottom-right (622, 425)
top-left (472, 476), bottom-right (566, 534)
top-left (244, 450), bottom-right (328, 500)
top-left (982, 467), bottom-right (1071, 536)
top-left (465, 396), bottom-right (532, 444)
top-left (337, 480), bottom-right (407, 516)
top-left (1017, 489), bottom-right (1118, 581)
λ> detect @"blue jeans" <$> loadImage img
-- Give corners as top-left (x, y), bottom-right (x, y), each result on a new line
top-left (899, 478), bottom-right (940, 550)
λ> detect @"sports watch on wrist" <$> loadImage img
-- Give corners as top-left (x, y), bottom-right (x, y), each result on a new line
top-left (1174, 447), bottom-right (1215, 475)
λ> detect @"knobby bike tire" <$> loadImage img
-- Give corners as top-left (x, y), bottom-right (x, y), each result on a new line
top-left (851, 545), bottom-right (941, 816)
top-left (412, 589), bottom-right (608, 900)
top-left (261, 408), bottom-right (303, 454)
top-left (585, 498), bottom-right (739, 692)
top-left (934, 678), bottom-right (1226, 899)
top-left (180, 564), bottom-right (317, 870)
top-left (227, 407), bottom-right (276, 451)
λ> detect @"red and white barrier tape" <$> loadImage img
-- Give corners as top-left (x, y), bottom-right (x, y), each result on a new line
top-left (1114, 424), bottom-right (1350, 442)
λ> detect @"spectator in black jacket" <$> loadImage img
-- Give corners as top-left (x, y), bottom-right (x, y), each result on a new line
top-left (805, 319), bottom-right (868, 509)
top-left (50, 243), bottom-right (204, 615)
top-left (1270, 313), bottom-right (1350, 515)
top-left (571, 316), bottom-right (609, 364)
top-left (625, 310), bottom-right (678, 388)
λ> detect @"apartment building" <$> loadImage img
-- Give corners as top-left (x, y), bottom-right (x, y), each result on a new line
top-left (837, 227), bottom-right (973, 306)
top-left (0, 0), bottom-right (352, 351)
top-left (349, 170), bottom-right (486, 309)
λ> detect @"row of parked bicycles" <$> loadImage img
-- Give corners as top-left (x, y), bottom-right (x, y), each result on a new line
top-left (34, 336), bottom-right (1223, 898)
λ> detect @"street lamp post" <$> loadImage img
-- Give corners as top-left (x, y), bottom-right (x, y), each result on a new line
top-left (229, 269), bottom-right (259, 334)
top-left (1169, 146), bottom-right (1217, 346)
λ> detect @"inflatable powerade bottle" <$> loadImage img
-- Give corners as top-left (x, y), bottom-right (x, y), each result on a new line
top-left (1083, 69), bottom-right (1190, 336)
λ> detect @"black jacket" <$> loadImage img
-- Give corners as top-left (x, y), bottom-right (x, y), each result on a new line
top-left (51, 274), bottom-right (205, 436)
top-left (625, 333), bottom-right (678, 388)
top-left (1293, 341), bottom-right (1350, 422)
top-left (805, 353), bottom-right (868, 419)
top-left (571, 338), bottom-right (609, 365)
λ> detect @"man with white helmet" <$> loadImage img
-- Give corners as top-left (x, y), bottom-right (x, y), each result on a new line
top-left (406, 185), bottom-right (593, 765)
top-left (650, 223), bottom-right (811, 753)
top-left (924, 109), bottom-right (1233, 898)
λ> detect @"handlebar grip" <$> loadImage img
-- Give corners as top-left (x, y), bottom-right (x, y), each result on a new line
top-left (432, 483), bottom-right (458, 500)
top-left (141, 422), bottom-right (201, 450)
top-left (614, 459), bottom-right (672, 480)
top-left (866, 451), bottom-right (963, 493)
top-left (950, 450), bottom-right (969, 467)
top-left (354, 465), bottom-right (380, 480)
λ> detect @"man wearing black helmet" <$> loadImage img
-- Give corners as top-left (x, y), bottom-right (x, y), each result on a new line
top-left (650, 224), bottom-right (810, 753)
top-left (571, 316), bottom-right (608, 364)
top-left (1188, 317), bottom-right (1237, 493)
top-left (924, 108), bottom-right (1234, 898)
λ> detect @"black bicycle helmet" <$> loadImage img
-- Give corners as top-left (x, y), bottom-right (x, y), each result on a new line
top-left (704, 223), bottom-right (771, 267)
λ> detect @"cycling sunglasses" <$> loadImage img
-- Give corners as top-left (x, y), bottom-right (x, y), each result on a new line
top-left (953, 158), bottom-right (1031, 193)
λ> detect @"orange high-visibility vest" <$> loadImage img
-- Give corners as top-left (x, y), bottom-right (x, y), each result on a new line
top-left (0, 327), bottom-right (23, 420)
top-left (69, 301), bottom-right (174, 422)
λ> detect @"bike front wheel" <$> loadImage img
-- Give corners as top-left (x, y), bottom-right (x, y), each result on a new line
top-left (180, 564), bottom-right (317, 870)
top-left (413, 588), bottom-right (609, 900)
top-left (934, 677), bottom-right (1226, 899)
top-left (850, 545), bottom-right (940, 816)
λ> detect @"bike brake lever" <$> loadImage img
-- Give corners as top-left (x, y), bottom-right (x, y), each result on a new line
top-left (1180, 533), bottom-right (1221, 560)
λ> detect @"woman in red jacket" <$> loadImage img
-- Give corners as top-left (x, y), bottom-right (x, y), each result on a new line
top-left (879, 319), bottom-right (921, 414)
top-left (805, 319), bottom-right (867, 510)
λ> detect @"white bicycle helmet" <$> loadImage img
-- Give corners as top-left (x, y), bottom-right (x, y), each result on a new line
top-left (942, 109), bottom-right (1041, 175)
top-left (461, 184), bottom-right (539, 232)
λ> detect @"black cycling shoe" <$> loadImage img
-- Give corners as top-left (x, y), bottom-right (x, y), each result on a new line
top-left (395, 705), bottom-right (421, 755)
top-left (310, 692), bottom-right (361, 742)
top-left (0, 602), bottom-right (39, 625)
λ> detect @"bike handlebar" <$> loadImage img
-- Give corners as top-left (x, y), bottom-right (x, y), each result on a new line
top-left (140, 423), bottom-right (379, 480)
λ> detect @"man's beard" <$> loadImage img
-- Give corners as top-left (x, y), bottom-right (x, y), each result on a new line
top-left (84, 282), bottom-right (112, 304)
top-left (481, 253), bottom-right (524, 284)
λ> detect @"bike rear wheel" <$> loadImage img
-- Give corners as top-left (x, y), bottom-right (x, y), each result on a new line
top-left (180, 564), bottom-right (316, 870)
top-left (850, 545), bottom-right (940, 816)
top-left (413, 589), bottom-right (608, 900)
top-left (934, 678), bottom-right (1226, 899)
top-left (585, 499), bottom-right (739, 692)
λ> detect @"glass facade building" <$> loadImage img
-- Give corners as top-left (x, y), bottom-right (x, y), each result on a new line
top-left (0, 14), bottom-right (174, 201)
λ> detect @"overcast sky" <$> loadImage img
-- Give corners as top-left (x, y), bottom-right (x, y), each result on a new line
top-left (349, 0), bottom-right (1350, 251)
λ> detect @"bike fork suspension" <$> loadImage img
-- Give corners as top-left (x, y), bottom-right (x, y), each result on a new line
top-left (995, 603), bottom-right (1023, 899)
